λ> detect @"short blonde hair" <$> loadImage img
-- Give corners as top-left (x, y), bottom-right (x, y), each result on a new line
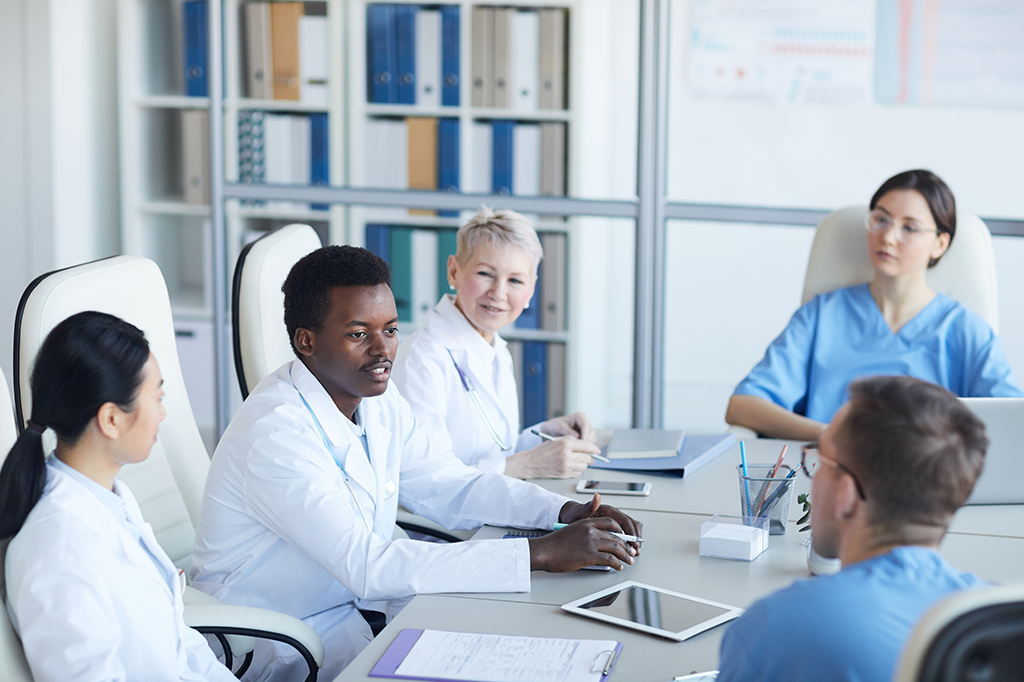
top-left (456, 207), bottom-right (543, 271)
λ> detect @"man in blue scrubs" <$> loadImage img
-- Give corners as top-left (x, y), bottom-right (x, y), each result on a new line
top-left (717, 376), bottom-right (987, 682)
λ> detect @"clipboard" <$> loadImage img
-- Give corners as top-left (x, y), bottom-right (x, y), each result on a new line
top-left (369, 628), bottom-right (624, 682)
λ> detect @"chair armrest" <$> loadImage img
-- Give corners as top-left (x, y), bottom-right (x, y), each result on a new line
top-left (396, 509), bottom-right (471, 543)
top-left (184, 587), bottom-right (255, 657)
top-left (184, 604), bottom-right (325, 666)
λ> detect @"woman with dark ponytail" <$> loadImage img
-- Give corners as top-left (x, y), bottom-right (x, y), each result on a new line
top-left (2, 311), bottom-right (234, 681)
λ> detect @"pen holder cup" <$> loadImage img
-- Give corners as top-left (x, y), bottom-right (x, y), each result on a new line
top-left (737, 464), bottom-right (795, 535)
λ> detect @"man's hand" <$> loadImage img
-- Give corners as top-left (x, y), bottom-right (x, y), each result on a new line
top-left (558, 494), bottom-right (643, 555)
top-left (528, 517), bottom-right (635, 572)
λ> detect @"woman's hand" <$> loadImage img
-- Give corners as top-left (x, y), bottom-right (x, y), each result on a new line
top-left (559, 494), bottom-right (643, 555)
top-left (541, 412), bottom-right (596, 443)
top-left (528, 517), bottom-right (636, 572)
top-left (503, 437), bottom-right (600, 479)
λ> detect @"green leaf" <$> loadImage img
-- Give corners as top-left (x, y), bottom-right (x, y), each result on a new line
top-left (797, 512), bottom-right (810, 525)
top-left (799, 525), bottom-right (810, 532)
top-left (797, 493), bottom-right (809, 504)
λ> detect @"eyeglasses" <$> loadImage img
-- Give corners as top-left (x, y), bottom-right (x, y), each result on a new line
top-left (801, 443), bottom-right (867, 500)
top-left (865, 210), bottom-right (940, 243)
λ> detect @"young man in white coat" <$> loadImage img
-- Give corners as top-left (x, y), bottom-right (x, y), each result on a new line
top-left (190, 245), bottom-right (642, 681)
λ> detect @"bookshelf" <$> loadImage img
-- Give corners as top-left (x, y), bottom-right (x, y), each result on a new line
top-left (117, 0), bottom-right (624, 428)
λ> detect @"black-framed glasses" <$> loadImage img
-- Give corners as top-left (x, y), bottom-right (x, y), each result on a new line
top-left (801, 442), bottom-right (867, 500)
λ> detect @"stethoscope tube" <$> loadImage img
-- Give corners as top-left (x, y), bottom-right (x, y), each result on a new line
top-left (446, 349), bottom-right (513, 451)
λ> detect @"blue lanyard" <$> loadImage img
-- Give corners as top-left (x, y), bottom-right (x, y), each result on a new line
top-left (299, 393), bottom-right (375, 533)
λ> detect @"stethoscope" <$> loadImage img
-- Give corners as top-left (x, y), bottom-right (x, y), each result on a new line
top-left (446, 348), bottom-right (513, 451)
top-left (299, 393), bottom-right (394, 538)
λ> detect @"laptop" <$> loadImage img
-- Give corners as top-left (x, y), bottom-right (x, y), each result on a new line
top-left (961, 398), bottom-right (1024, 505)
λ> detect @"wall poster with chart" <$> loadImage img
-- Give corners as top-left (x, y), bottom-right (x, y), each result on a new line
top-left (687, 0), bottom-right (876, 105)
top-left (874, 0), bottom-right (1024, 109)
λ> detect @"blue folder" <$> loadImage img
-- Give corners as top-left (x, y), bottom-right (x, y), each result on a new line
top-left (183, 1), bottom-right (208, 97)
top-left (437, 118), bottom-right (460, 217)
top-left (310, 114), bottom-right (329, 211)
top-left (491, 120), bottom-right (514, 196)
top-left (516, 266), bottom-right (541, 329)
top-left (521, 341), bottom-right (548, 426)
top-left (589, 433), bottom-right (738, 478)
top-left (441, 6), bottom-right (460, 106)
top-left (365, 225), bottom-right (390, 263)
top-left (395, 5), bottom-right (417, 104)
top-left (367, 5), bottom-right (397, 103)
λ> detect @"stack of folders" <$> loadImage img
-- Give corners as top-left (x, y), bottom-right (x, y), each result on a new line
top-left (363, 117), bottom-right (460, 217)
top-left (366, 5), bottom-right (460, 106)
top-left (240, 2), bottom-right (329, 104)
top-left (470, 7), bottom-right (568, 111)
top-left (237, 111), bottom-right (329, 212)
top-left (363, 226), bottom-right (457, 326)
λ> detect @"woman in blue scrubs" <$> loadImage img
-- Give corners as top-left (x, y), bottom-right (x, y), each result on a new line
top-left (726, 170), bottom-right (1022, 440)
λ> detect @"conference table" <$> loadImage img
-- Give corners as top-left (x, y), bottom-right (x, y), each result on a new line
top-left (335, 437), bottom-right (1024, 681)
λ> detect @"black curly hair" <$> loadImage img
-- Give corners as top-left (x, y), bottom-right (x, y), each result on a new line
top-left (282, 245), bottom-right (392, 355)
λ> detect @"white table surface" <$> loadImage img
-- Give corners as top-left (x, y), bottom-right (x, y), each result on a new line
top-left (333, 594), bottom-right (721, 682)
top-left (333, 436), bottom-right (1024, 681)
top-left (531, 437), bottom-right (1024, 539)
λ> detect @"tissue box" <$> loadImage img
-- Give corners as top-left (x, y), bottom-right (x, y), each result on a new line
top-left (699, 514), bottom-right (769, 561)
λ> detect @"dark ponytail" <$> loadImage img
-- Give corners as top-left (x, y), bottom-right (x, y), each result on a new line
top-left (0, 312), bottom-right (150, 539)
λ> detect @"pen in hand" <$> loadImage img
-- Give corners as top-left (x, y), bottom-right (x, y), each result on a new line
top-left (530, 429), bottom-right (611, 463)
top-left (553, 522), bottom-right (645, 544)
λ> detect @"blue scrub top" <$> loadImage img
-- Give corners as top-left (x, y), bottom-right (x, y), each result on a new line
top-left (716, 546), bottom-right (984, 682)
top-left (734, 284), bottom-right (1023, 424)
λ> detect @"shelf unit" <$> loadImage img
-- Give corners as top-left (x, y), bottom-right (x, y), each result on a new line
top-left (117, 0), bottom-right (629, 429)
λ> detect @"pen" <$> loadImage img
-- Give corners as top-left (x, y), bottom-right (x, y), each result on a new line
top-left (553, 522), bottom-right (645, 544)
top-left (740, 441), bottom-right (751, 517)
top-left (530, 429), bottom-right (611, 463)
top-left (754, 468), bottom-right (798, 518)
top-left (603, 647), bottom-right (620, 676)
top-left (754, 444), bottom-right (789, 514)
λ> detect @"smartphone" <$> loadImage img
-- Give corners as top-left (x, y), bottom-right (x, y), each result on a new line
top-left (575, 480), bottom-right (652, 496)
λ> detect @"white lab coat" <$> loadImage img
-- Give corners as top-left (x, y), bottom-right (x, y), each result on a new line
top-left (190, 359), bottom-right (569, 681)
top-left (392, 294), bottom-right (543, 474)
top-left (4, 459), bottom-right (235, 682)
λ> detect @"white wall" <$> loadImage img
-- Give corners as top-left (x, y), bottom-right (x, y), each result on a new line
top-left (662, 0), bottom-right (1024, 431)
top-left (0, 0), bottom-right (120, 400)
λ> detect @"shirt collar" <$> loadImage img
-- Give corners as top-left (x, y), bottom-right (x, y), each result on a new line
top-left (48, 456), bottom-right (131, 528)
top-left (289, 358), bottom-right (371, 445)
top-left (434, 294), bottom-right (508, 361)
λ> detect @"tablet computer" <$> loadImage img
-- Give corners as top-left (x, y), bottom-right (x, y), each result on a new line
top-left (562, 581), bottom-right (743, 641)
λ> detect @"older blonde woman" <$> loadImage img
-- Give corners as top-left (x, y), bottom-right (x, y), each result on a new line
top-left (392, 208), bottom-right (600, 479)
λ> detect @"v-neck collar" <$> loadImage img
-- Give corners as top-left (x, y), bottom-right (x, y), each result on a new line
top-left (857, 283), bottom-right (947, 339)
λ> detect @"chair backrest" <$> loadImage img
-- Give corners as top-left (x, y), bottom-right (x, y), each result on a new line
top-left (894, 583), bottom-right (1024, 682)
top-left (801, 206), bottom-right (1000, 332)
top-left (0, 368), bottom-right (32, 682)
top-left (14, 256), bottom-right (210, 570)
top-left (232, 223), bottom-right (322, 399)
top-left (0, 367), bottom-right (17, 463)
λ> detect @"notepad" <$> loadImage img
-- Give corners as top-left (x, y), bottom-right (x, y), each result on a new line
top-left (606, 430), bottom-right (684, 460)
top-left (370, 628), bottom-right (622, 682)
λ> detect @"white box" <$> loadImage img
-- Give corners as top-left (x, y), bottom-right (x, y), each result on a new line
top-left (699, 514), bottom-right (769, 561)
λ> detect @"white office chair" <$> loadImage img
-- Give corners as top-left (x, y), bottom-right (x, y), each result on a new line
top-left (0, 367), bottom-right (33, 682)
top-left (232, 224), bottom-right (323, 399)
top-left (802, 206), bottom-right (1000, 332)
top-left (894, 583), bottom-right (1024, 681)
top-left (13, 256), bottom-right (324, 680)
